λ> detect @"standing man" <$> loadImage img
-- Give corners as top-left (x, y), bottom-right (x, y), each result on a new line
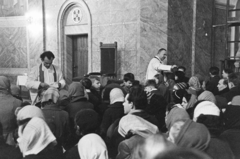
top-left (146, 48), bottom-right (177, 80)
top-left (26, 51), bottom-right (66, 103)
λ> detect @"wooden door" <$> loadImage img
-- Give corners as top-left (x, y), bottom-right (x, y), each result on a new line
top-left (72, 34), bottom-right (88, 78)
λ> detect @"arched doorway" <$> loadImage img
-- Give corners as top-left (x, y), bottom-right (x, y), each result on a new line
top-left (58, 0), bottom-right (92, 83)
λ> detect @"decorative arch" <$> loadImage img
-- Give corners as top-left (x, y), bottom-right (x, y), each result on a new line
top-left (57, 0), bottom-right (92, 82)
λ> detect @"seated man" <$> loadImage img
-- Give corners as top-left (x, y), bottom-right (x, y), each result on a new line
top-left (26, 51), bottom-right (66, 104)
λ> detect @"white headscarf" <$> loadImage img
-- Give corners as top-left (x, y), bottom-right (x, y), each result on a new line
top-left (78, 133), bottom-right (108, 159)
top-left (17, 117), bottom-right (56, 157)
top-left (110, 88), bottom-right (124, 104)
top-left (118, 114), bottom-right (159, 138)
top-left (193, 101), bottom-right (220, 122)
top-left (17, 105), bottom-right (45, 121)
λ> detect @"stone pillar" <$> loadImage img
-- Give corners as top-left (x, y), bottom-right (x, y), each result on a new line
top-left (168, 0), bottom-right (213, 78)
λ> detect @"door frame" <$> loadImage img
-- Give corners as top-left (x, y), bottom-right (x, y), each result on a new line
top-left (57, 0), bottom-right (92, 83)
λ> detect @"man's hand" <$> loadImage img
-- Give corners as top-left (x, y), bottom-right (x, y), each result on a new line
top-left (40, 82), bottom-right (49, 90)
top-left (171, 65), bottom-right (178, 72)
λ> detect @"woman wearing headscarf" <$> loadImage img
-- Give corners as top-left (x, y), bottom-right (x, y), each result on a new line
top-left (165, 107), bottom-right (190, 131)
top-left (100, 88), bottom-right (125, 138)
top-left (0, 76), bottom-right (22, 146)
top-left (168, 119), bottom-right (210, 151)
top-left (116, 115), bottom-right (159, 159)
top-left (154, 74), bottom-right (168, 97)
top-left (67, 82), bottom-right (94, 131)
top-left (193, 101), bottom-right (234, 159)
top-left (64, 109), bottom-right (107, 159)
top-left (78, 134), bottom-right (108, 159)
top-left (186, 76), bottom-right (202, 110)
top-left (17, 117), bottom-right (61, 159)
top-left (221, 95), bottom-right (240, 158)
top-left (41, 87), bottom-right (70, 150)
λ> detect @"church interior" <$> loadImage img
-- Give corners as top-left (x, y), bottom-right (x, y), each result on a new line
top-left (0, 0), bottom-right (239, 88)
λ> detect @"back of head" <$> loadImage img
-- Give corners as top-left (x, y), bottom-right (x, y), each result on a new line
top-left (228, 72), bottom-right (240, 87)
top-left (154, 74), bottom-right (164, 84)
top-left (133, 134), bottom-right (175, 159)
top-left (110, 88), bottom-right (124, 104)
top-left (145, 79), bottom-right (157, 88)
top-left (123, 73), bottom-right (135, 82)
top-left (18, 117), bottom-right (56, 157)
top-left (128, 85), bottom-right (148, 110)
top-left (209, 66), bottom-right (219, 76)
top-left (0, 76), bottom-right (10, 93)
top-left (10, 84), bottom-right (20, 96)
top-left (223, 68), bottom-right (233, 74)
top-left (197, 91), bottom-right (216, 104)
top-left (175, 120), bottom-right (210, 151)
top-left (175, 71), bottom-right (185, 82)
top-left (78, 134), bottom-right (108, 159)
top-left (68, 82), bottom-right (85, 98)
top-left (81, 77), bottom-right (92, 89)
top-left (75, 109), bottom-right (99, 135)
top-left (41, 87), bottom-right (60, 104)
top-left (40, 51), bottom-right (55, 60)
top-left (17, 105), bottom-right (45, 122)
top-left (154, 147), bottom-right (211, 159)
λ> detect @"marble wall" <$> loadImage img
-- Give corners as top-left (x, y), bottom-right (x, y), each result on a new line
top-left (167, 0), bottom-right (193, 77)
top-left (194, 0), bottom-right (213, 77)
top-left (139, 0), bottom-right (168, 81)
top-left (0, 27), bottom-right (27, 68)
top-left (168, 0), bottom-right (213, 78)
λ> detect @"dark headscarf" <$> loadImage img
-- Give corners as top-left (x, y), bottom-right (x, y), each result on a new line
top-left (175, 119), bottom-right (210, 151)
top-left (0, 76), bottom-right (10, 94)
top-left (68, 82), bottom-right (85, 99)
top-left (175, 71), bottom-right (185, 83)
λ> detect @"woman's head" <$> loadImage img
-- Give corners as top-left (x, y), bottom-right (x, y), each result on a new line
top-left (68, 82), bottom-right (86, 99)
top-left (172, 89), bottom-right (190, 108)
top-left (17, 117), bottom-right (56, 157)
top-left (169, 119), bottom-right (210, 151)
top-left (109, 88), bottom-right (124, 104)
top-left (41, 87), bottom-right (60, 106)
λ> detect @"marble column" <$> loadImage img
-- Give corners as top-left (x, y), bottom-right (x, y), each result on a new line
top-left (168, 0), bottom-right (214, 78)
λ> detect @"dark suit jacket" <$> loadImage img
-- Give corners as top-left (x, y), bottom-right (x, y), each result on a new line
top-left (206, 75), bottom-right (220, 95)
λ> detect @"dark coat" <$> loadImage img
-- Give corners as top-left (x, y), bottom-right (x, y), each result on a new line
top-left (116, 135), bottom-right (144, 159)
top-left (206, 75), bottom-right (220, 95)
top-left (100, 102), bottom-right (124, 136)
top-left (221, 86), bottom-right (240, 102)
top-left (67, 97), bottom-right (94, 119)
top-left (42, 104), bottom-right (70, 149)
top-left (220, 129), bottom-right (240, 159)
top-left (205, 137), bottom-right (234, 159)
top-left (64, 146), bottom-right (80, 159)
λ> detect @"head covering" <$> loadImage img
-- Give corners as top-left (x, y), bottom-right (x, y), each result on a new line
top-left (0, 76), bottom-right (10, 93)
top-left (193, 101), bottom-right (220, 122)
top-left (78, 133), bottom-right (108, 159)
top-left (17, 117), bottom-right (56, 157)
top-left (198, 91), bottom-right (216, 104)
top-left (118, 114), bottom-right (159, 138)
top-left (166, 107), bottom-right (190, 130)
top-left (175, 119), bottom-right (210, 151)
top-left (172, 89), bottom-right (187, 104)
top-left (175, 82), bottom-right (188, 90)
top-left (175, 71), bottom-right (185, 83)
top-left (110, 88), bottom-right (124, 104)
top-left (59, 89), bottom-right (69, 101)
top-left (188, 76), bottom-right (201, 91)
top-left (10, 84), bottom-right (20, 96)
top-left (75, 109), bottom-right (99, 134)
top-left (68, 82), bottom-right (86, 98)
top-left (231, 96), bottom-right (240, 105)
top-left (41, 87), bottom-right (59, 103)
top-left (17, 105), bottom-right (45, 121)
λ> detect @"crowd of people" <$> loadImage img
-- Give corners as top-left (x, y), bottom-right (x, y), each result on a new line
top-left (1, 50), bottom-right (240, 159)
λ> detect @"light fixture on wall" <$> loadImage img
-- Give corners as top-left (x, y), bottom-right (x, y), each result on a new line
top-left (25, 11), bottom-right (42, 36)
